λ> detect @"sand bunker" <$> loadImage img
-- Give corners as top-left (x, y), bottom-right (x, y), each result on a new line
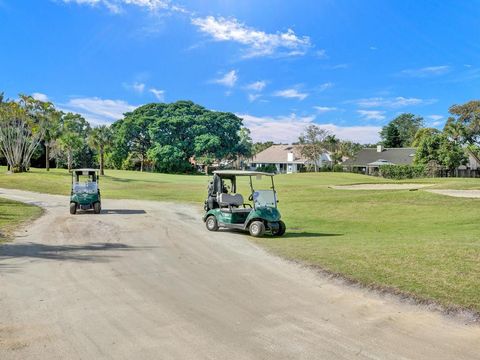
top-left (426, 189), bottom-right (480, 198)
top-left (332, 184), bottom-right (432, 190)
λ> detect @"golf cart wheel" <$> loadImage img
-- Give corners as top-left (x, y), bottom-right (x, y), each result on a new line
top-left (272, 220), bottom-right (286, 237)
top-left (69, 202), bottom-right (77, 215)
top-left (93, 202), bottom-right (101, 214)
top-left (206, 216), bottom-right (219, 231)
top-left (249, 221), bottom-right (265, 237)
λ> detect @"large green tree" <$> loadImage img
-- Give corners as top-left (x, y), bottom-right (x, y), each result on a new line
top-left (414, 133), bottom-right (467, 171)
top-left (41, 106), bottom-right (62, 171)
top-left (233, 127), bottom-right (253, 169)
top-left (58, 113), bottom-right (91, 171)
top-left (444, 100), bottom-right (480, 144)
top-left (299, 125), bottom-right (329, 172)
top-left (412, 127), bottom-right (441, 147)
top-left (380, 113), bottom-right (424, 147)
top-left (0, 94), bottom-right (52, 172)
top-left (88, 125), bottom-right (113, 175)
top-left (109, 101), bottom-right (243, 173)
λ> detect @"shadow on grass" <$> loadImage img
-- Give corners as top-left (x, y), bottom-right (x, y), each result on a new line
top-left (216, 229), bottom-right (342, 238)
top-left (282, 232), bottom-right (343, 238)
top-left (0, 242), bottom-right (146, 268)
top-left (102, 209), bottom-right (146, 215)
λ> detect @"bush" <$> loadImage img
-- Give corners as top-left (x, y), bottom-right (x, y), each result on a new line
top-left (255, 164), bottom-right (277, 173)
top-left (332, 164), bottom-right (344, 172)
top-left (379, 164), bottom-right (426, 179)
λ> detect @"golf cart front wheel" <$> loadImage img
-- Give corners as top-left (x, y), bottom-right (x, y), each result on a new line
top-left (272, 220), bottom-right (286, 236)
top-left (249, 221), bottom-right (265, 237)
top-left (69, 202), bottom-right (77, 215)
top-left (93, 202), bottom-right (101, 214)
top-left (206, 216), bottom-right (219, 231)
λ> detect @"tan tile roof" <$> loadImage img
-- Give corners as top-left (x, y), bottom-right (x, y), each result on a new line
top-left (251, 144), bottom-right (309, 164)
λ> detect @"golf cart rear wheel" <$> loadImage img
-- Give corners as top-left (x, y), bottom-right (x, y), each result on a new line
top-left (249, 221), bottom-right (265, 237)
top-left (272, 220), bottom-right (286, 236)
top-left (93, 202), bottom-right (101, 214)
top-left (206, 216), bottom-right (219, 231)
top-left (69, 202), bottom-right (77, 215)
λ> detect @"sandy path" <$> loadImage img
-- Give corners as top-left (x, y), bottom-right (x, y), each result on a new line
top-left (332, 184), bottom-right (432, 190)
top-left (427, 189), bottom-right (480, 198)
top-left (0, 188), bottom-right (479, 360)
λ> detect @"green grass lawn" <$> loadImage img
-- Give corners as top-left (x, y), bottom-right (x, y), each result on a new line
top-left (0, 166), bottom-right (479, 313)
top-left (0, 197), bottom-right (43, 242)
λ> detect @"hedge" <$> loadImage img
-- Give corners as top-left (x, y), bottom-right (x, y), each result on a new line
top-left (379, 164), bottom-right (426, 179)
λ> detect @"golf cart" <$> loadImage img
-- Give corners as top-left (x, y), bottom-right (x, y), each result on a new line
top-left (69, 169), bottom-right (101, 215)
top-left (203, 170), bottom-right (286, 237)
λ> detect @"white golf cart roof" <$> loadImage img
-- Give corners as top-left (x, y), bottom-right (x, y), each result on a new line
top-left (213, 170), bottom-right (274, 176)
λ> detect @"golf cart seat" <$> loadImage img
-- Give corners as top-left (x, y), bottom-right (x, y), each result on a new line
top-left (218, 193), bottom-right (252, 213)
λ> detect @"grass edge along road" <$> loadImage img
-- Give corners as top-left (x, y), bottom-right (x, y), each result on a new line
top-left (1, 167), bottom-right (480, 315)
top-left (0, 197), bottom-right (43, 242)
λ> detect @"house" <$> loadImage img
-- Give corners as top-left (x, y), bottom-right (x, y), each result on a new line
top-left (342, 145), bottom-right (480, 176)
top-left (249, 144), bottom-right (332, 174)
top-left (457, 149), bottom-right (480, 176)
top-left (342, 145), bottom-right (416, 175)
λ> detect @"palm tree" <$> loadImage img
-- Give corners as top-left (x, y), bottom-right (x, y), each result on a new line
top-left (59, 132), bottom-right (82, 172)
top-left (43, 109), bottom-right (62, 171)
top-left (88, 125), bottom-right (113, 176)
top-left (444, 118), bottom-right (465, 144)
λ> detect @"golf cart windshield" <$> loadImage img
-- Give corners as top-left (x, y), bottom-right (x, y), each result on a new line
top-left (72, 169), bottom-right (98, 194)
top-left (73, 181), bottom-right (97, 194)
top-left (253, 190), bottom-right (277, 208)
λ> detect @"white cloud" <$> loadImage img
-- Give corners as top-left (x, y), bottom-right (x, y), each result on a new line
top-left (191, 16), bottom-right (311, 58)
top-left (427, 114), bottom-right (443, 121)
top-left (317, 82), bottom-right (334, 91)
top-left (239, 113), bottom-right (315, 143)
top-left (357, 110), bottom-right (386, 121)
top-left (32, 92), bottom-right (49, 102)
top-left (212, 70), bottom-right (238, 87)
top-left (316, 49), bottom-right (328, 59)
top-left (317, 123), bottom-right (381, 144)
top-left (61, 0), bottom-right (173, 13)
top-left (399, 65), bottom-right (451, 77)
top-left (314, 106), bottom-right (337, 113)
top-left (354, 96), bottom-right (436, 108)
top-left (245, 80), bottom-right (266, 92)
top-left (60, 97), bottom-right (137, 124)
top-left (248, 93), bottom-right (261, 102)
top-left (239, 113), bottom-right (380, 143)
top-left (273, 88), bottom-right (308, 100)
top-left (329, 64), bottom-right (349, 69)
top-left (133, 82), bottom-right (145, 93)
top-left (149, 88), bottom-right (165, 101)
top-left (427, 115), bottom-right (444, 127)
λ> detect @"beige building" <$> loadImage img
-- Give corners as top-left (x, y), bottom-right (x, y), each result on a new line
top-left (249, 144), bottom-right (332, 174)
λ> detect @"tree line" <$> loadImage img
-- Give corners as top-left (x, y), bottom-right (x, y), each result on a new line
top-left (0, 94), bottom-right (255, 174)
top-left (378, 100), bottom-right (480, 172)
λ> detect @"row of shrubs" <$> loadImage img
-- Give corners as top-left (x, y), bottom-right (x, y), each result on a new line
top-left (378, 164), bottom-right (426, 179)
top-left (256, 164), bottom-right (345, 174)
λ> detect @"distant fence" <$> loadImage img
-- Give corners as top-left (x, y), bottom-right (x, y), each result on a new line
top-left (435, 169), bottom-right (480, 178)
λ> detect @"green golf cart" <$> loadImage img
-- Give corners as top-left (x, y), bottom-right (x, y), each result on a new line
top-left (69, 168), bottom-right (101, 215)
top-left (203, 170), bottom-right (286, 237)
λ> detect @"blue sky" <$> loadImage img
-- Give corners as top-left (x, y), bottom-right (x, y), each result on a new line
top-left (0, 0), bottom-right (479, 143)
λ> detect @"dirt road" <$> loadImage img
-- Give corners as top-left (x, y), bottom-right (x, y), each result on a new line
top-left (1, 189), bottom-right (479, 359)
